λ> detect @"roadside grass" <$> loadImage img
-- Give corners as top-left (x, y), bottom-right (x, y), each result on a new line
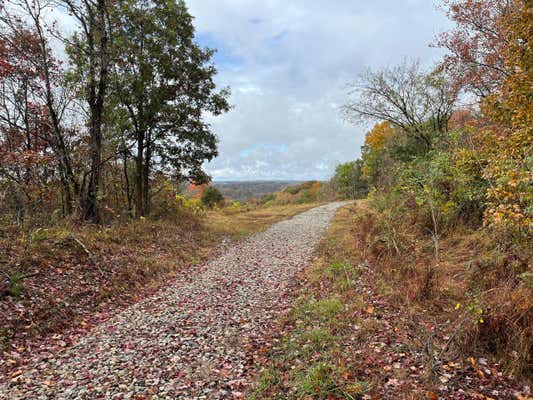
top-left (0, 202), bottom-right (317, 377)
top-left (248, 201), bottom-right (531, 399)
top-left (249, 203), bottom-right (371, 400)
top-left (207, 202), bottom-right (321, 238)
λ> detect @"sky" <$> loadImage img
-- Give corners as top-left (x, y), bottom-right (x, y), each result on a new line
top-left (186, 0), bottom-right (453, 181)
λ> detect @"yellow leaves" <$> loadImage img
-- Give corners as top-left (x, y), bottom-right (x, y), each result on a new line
top-left (364, 121), bottom-right (394, 150)
top-left (468, 7), bottom-right (532, 228)
top-left (478, 1), bottom-right (533, 231)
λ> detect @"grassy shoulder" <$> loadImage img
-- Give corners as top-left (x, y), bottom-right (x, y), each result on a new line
top-left (208, 202), bottom-right (322, 238)
top-left (248, 202), bottom-right (531, 399)
top-left (0, 202), bottom-right (318, 377)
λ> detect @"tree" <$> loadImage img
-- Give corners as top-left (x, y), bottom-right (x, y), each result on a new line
top-left (434, 0), bottom-right (517, 98)
top-left (0, 3), bottom-right (78, 218)
top-left (343, 60), bottom-right (459, 151)
top-left (201, 186), bottom-right (223, 208)
top-left (0, 29), bottom-right (51, 221)
top-left (110, 0), bottom-right (230, 216)
top-left (62, 0), bottom-right (113, 221)
top-left (360, 122), bottom-right (397, 188)
top-left (333, 160), bottom-right (368, 200)
top-left (364, 121), bottom-right (394, 151)
top-left (477, 1), bottom-right (532, 229)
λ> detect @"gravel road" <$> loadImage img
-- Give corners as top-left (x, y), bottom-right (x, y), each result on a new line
top-left (1, 202), bottom-right (345, 399)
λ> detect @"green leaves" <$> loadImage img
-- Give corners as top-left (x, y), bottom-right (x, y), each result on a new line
top-left (333, 160), bottom-right (368, 200)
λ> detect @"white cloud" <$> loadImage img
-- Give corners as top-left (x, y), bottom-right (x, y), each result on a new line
top-left (189, 0), bottom-right (452, 180)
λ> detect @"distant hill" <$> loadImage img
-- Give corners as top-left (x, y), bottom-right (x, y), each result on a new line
top-left (212, 181), bottom-right (303, 201)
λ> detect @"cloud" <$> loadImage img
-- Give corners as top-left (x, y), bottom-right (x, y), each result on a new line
top-left (189, 0), bottom-right (451, 181)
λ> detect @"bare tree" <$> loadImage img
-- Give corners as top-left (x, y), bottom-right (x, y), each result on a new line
top-left (342, 60), bottom-right (459, 149)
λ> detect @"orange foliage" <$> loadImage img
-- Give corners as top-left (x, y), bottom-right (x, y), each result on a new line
top-left (449, 108), bottom-right (476, 130)
top-left (364, 121), bottom-right (394, 150)
top-left (187, 183), bottom-right (209, 200)
top-left (479, 1), bottom-right (532, 229)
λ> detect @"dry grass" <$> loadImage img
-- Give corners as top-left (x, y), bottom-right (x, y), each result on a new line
top-left (350, 199), bottom-right (533, 379)
top-left (249, 201), bottom-right (531, 399)
top-left (207, 202), bottom-right (322, 238)
top-left (0, 202), bottom-right (318, 376)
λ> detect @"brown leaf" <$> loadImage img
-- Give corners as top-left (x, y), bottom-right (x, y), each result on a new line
top-left (425, 391), bottom-right (438, 400)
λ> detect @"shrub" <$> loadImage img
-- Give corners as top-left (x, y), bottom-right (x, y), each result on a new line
top-left (200, 186), bottom-right (224, 208)
top-left (396, 150), bottom-right (487, 231)
top-left (333, 160), bottom-right (368, 199)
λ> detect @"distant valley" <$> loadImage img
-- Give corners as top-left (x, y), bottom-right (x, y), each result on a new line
top-left (212, 180), bottom-right (304, 201)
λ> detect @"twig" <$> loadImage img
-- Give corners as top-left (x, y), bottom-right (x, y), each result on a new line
top-left (342, 264), bottom-right (352, 288)
top-left (69, 234), bottom-right (104, 276)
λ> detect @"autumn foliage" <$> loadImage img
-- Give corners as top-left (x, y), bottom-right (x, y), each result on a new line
top-left (338, 0), bottom-right (532, 380)
top-left (364, 121), bottom-right (393, 150)
top-left (0, 0), bottom-right (229, 223)
top-left (479, 2), bottom-right (532, 228)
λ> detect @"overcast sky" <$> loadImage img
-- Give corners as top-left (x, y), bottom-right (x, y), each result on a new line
top-left (186, 0), bottom-right (452, 181)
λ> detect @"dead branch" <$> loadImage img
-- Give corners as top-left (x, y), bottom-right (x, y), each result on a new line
top-left (69, 234), bottom-right (104, 276)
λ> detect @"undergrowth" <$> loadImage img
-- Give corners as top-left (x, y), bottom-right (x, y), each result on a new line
top-left (249, 202), bottom-right (531, 399)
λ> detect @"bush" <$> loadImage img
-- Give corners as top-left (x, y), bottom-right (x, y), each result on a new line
top-left (201, 186), bottom-right (224, 208)
top-left (333, 160), bottom-right (368, 200)
top-left (396, 150), bottom-right (487, 231)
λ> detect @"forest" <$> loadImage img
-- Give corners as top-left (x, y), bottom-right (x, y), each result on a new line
top-left (0, 0), bottom-right (230, 223)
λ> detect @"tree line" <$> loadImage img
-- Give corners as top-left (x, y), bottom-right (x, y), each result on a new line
top-left (337, 0), bottom-right (531, 233)
top-left (332, 0), bottom-right (531, 376)
top-left (0, 0), bottom-right (229, 223)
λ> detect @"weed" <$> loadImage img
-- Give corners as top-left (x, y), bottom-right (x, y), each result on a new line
top-left (296, 362), bottom-right (340, 398)
top-left (325, 261), bottom-right (361, 291)
top-left (255, 368), bottom-right (281, 393)
top-left (301, 328), bottom-right (336, 354)
top-left (311, 298), bottom-right (343, 322)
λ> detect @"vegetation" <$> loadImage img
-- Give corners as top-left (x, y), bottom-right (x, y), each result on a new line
top-left (213, 181), bottom-right (304, 201)
top-left (201, 186), bottom-right (224, 208)
top-left (332, 161), bottom-right (367, 200)
top-left (258, 180), bottom-right (337, 206)
top-left (251, 0), bottom-right (532, 396)
top-left (250, 201), bottom-right (530, 398)
top-left (0, 0), bottom-right (531, 396)
top-left (0, 0), bottom-right (229, 223)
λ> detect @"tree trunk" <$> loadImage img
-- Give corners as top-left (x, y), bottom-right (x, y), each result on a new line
top-left (82, 0), bottom-right (109, 223)
top-left (122, 149), bottom-right (132, 214)
top-left (142, 131), bottom-right (152, 215)
top-left (84, 108), bottom-right (103, 221)
top-left (135, 129), bottom-right (145, 217)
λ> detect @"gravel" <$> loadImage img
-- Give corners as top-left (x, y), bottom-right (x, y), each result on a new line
top-left (1, 202), bottom-right (345, 399)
